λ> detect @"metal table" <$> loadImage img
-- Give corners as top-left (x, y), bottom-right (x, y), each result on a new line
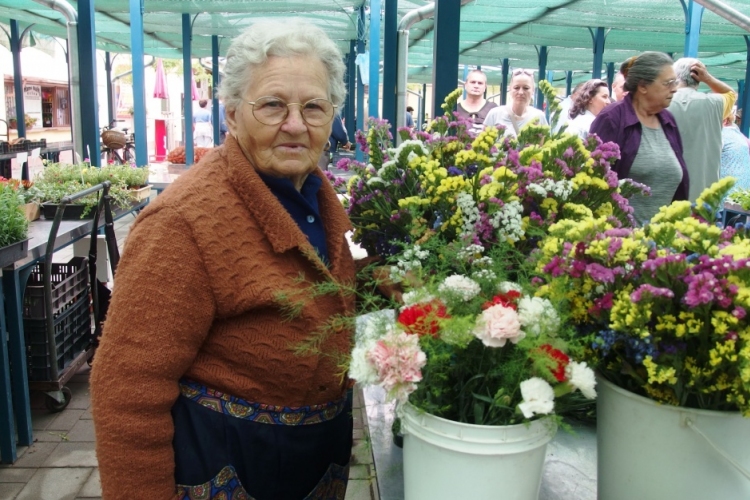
top-left (0, 200), bottom-right (147, 463)
top-left (0, 141), bottom-right (75, 180)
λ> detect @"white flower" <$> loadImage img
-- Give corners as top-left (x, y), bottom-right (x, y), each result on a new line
top-left (438, 275), bottom-right (481, 301)
top-left (498, 281), bottom-right (523, 293)
top-left (473, 304), bottom-right (524, 348)
top-left (366, 176), bottom-right (385, 186)
top-left (491, 200), bottom-right (524, 242)
top-left (517, 296), bottom-right (560, 336)
top-left (518, 377), bottom-right (555, 419)
top-left (349, 341), bottom-right (380, 385)
top-left (401, 290), bottom-right (435, 308)
top-left (565, 361), bottom-right (597, 399)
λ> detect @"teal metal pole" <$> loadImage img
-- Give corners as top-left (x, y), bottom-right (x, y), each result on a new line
top-left (382, 0), bottom-right (397, 127)
top-left (432, 0), bottom-right (461, 118)
top-left (592, 27), bottom-right (605, 79)
top-left (105, 52), bottom-right (115, 127)
top-left (501, 58), bottom-right (509, 105)
top-left (536, 46), bottom-right (548, 110)
top-left (566, 71), bottom-right (573, 96)
top-left (129, 0), bottom-right (147, 166)
top-left (182, 14), bottom-right (194, 166)
top-left (683, 0), bottom-right (704, 57)
top-left (10, 20), bottom-right (26, 139)
top-left (369, 0), bottom-right (381, 118)
top-left (212, 35), bottom-right (220, 146)
top-left (78, 0), bottom-right (101, 166)
top-left (346, 40), bottom-right (356, 142)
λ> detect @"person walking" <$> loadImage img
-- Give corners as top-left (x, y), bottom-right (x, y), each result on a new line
top-left (667, 57), bottom-right (737, 200)
top-left (193, 99), bottom-right (214, 147)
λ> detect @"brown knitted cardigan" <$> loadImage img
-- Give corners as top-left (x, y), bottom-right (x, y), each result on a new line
top-left (90, 136), bottom-right (356, 499)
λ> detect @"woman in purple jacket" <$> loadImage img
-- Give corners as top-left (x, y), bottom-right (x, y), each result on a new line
top-left (590, 52), bottom-right (689, 225)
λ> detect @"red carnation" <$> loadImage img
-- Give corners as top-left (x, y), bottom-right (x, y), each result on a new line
top-left (537, 344), bottom-right (570, 382)
top-left (397, 302), bottom-right (450, 337)
top-left (482, 290), bottom-right (521, 311)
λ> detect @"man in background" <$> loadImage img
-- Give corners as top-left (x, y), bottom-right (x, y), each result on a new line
top-left (668, 57), bottom-right (737, 200)
top-left (455, 69), bottom-right (497, 134)
top-left (611, 72), bottom-right (627, 102)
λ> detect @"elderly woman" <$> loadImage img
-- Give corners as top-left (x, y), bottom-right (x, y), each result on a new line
top-left (590, 52), bottom-right (689, 224)
top-left (566, 79), bottom-right (610, 139)
top-left (483, 69), bottom-right (547, 137)
top-left (91, 20), bottom-right (357, 499)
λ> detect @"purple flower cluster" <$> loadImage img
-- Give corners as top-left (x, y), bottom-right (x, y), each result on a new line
top-left (630, 284), bottom-right (675, 303)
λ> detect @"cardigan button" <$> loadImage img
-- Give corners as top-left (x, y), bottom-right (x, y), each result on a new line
top-left (307, 215), bottom-right (315, 223)
top-left (319, 385), bottom-right (327, 392)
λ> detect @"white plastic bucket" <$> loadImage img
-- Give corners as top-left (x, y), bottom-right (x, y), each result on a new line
top-left (401, 403), bottom-right (557, 500)
top-left (597, 376), bottom-right (750, 500)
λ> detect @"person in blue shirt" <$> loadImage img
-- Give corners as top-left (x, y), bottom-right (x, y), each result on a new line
top-left (405, 106), bottom-right (415, 129)
top-left (219, 100), bottom-right (228, 144)
top-left (193, 99), bottom-right (213, 147)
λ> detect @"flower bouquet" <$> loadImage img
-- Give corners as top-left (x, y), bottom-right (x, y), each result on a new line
top-left (533, 178), bottom-right (750, 414)
top-left (350, 237), bottom-right (597, 498)
top-left (351, 237), bottom-right (597, 426)
top-left (338, 81), bottom-right (645, 261)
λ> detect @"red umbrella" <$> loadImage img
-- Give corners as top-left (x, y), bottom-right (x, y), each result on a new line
top-left (153, 58), bottom-right (168, 99)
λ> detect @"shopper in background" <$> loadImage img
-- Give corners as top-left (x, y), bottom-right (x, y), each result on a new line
top-left (668, 57), bottom-right (737, 201)
top-left (405, 106), bottom-right (415, 130)
top-left (555, 81), bottom-right (585, 132)
top-left (611, 72), bottom-right (628, 102)
top-left (567, 79), bottom-right (611, 139)
top-left (193, 99), bottom-right (213, 147)
top-left (721, 109), bottom-right (750, 195)
top-left (456, 69), bottom-right (498, 134)
top-left (92, 19), bottom-right (357, 500)
top-left (484, 68), bottom-right (547, 137)
top-left (590, 52), bottom-right (689, 225)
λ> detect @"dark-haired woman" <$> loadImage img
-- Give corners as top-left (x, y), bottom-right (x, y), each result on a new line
top-left (590, 52), bottom-right (689, 225)
top-left (567, 79), bottom-right (610, 139)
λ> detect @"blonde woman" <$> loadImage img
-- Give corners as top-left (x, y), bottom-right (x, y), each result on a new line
top-left (483, 69), bottom-right (547, 137)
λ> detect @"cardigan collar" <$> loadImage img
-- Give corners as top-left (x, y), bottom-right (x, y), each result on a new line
top-left (221, 135), bottom-right (353, 277)
top-left (620, 93), bottom-right (678, 129)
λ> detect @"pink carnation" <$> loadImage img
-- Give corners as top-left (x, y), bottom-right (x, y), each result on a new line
top-left (366, 330), bottom-right (426, 402)
top-left (473, 304), bottom-right (524, 348)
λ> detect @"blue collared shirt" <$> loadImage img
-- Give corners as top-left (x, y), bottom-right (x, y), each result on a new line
top-left (258, 172), bottom-right (329, 264)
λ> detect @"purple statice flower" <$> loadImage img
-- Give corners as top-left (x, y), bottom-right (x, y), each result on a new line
top-left (587, 263), bottom-right (615, 284)
top-left (603, 228), bottom-right (633, 238)
top-left (588, 293), bottom-right (614, 317)
top-left (466, 164), bottom-right (479, 177)
top-left (475, 212), bottom-right (496, 244)
top-left (355, 130), bottom-right (369, 153)
top-left (570, 259), bottom-right (587, 278)
top-left (563, 147), bottom-right (575, 159)
top-left (607, 238), bottom-right (623, 258)
top-left (554, 158), bottom-right (574, 177)
top-left (506, 148), bottom-right (520, 168)
top-left (488, 197), bottom-right (504, 208)
top-left (447, 166), bottom-right (463, 176)
top-left (725, 331), bottom-right (739, 341)
top-left (604, 169), bottom-right (619, 188)
top-left (641, 254), bottom-right (686, 274)
top-left (683, 271), bottom-right (720, 307)
top-left (733, 307), bottom-right (746, 319)
top-left (529, 212), bottom-right (544, 224)
top-left (543, 256), bottom-right (567, 277)
top-left (656, 340), bottom-right (687, 357)
top-left (630, 284), bottom-right (675, 303)
top-left (479, 174), bottom-right (493, 186)
top-left (531, 276), bottom-right (544, 286)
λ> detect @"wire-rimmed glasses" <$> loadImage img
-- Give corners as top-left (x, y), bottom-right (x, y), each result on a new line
top-left (245, 96), bottom-right (337, 126)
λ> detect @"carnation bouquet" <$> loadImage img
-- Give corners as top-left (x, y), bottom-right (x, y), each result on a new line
top-left (350, 237), bottom-right (597, 426)
top-left (338, 81), bottom-right (645, 261)
top-left (533, 178), bottom-right (750, 415)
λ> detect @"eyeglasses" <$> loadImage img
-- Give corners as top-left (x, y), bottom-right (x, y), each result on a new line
top-left (245, 96), bottom-right (337, 126)
top-left (660, 79), bottom-right (679, 88)
top-left (512, 69), bottom-right (533, 77)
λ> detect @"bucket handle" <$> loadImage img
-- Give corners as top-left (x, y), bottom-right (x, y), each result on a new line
top-left (683, 417), bottom-right (750, 481)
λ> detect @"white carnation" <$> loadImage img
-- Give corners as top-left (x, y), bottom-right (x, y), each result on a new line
top-left (517, 296), bottom-right (560, 336)
top-left (439, 275), bottom-right (481, 301)
top-left (349, 340), bottom-right (380, 385)
top-left (498, 281), bottom-right (523, 293)
top-left (565, 361), bottom-right (597, 399)
top-left (518, 377), bottom-right (555, 419)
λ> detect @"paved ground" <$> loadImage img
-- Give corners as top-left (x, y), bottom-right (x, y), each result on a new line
top-left (0, 199), bottom-right (380, 500)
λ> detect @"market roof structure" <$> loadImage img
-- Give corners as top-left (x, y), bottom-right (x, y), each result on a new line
top-left (1, 0), bottom-right (749, 83)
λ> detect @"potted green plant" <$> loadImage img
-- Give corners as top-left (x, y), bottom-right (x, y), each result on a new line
top-left (31, 162), bottom-right (151, 219)
top-left (0, 182), bottom-right (30, 267)
top-left (24, 114), bottom-right (38, 130)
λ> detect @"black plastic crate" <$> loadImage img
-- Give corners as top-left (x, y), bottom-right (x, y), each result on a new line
top-left (9, 142), bottom-right (28, 153)
top-left (41, 203), bottom-right (97, 220)
top-left (23, 257), bottom-right (89, 319)
top-left (26, 140), bottom-right (46, 151)
top-left (25, 289), bottom-right (91, 381)
top-left (0, 142), bottom-right (8, 154)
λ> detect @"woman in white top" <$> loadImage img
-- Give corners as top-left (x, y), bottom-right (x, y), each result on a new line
top-left (566, 79), bottom-right (611, 139)
top-left (483, 69), bottom-right (547, 137)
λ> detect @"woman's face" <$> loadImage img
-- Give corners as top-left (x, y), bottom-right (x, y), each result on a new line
top-left (226, 55), bottom-right (332, 187)
top-left (639, 65), bottom-right (678, 111)
top-left (588, 86), bottom-right (611, 116)
top-left (510, 74), bottom-right (534, 108)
